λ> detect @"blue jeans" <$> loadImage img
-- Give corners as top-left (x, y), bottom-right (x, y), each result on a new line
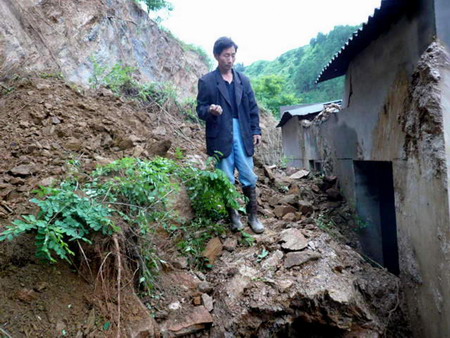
top-left (216, 119), bottom-right (257, 188)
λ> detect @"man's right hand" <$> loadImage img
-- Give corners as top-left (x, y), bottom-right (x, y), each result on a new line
top-left (209, 104), bottom-right (223, 116)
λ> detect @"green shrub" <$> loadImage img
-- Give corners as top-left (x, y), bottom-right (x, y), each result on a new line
top-left (0, 157), bottom-right (243, 289)
top-left (0, 183), bottom-right (117, 263)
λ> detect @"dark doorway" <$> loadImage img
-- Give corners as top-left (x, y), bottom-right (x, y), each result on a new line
top-left (353, 161), bottom-right (399, 275)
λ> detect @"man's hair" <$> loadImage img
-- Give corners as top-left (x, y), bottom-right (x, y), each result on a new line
top-left (213, 37), bottom-right (238, 56)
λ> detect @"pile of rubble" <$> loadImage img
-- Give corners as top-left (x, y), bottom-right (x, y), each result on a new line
top-left (0, 77), bottom-right (410, 337)
top-left (302, 102), bottom-right (341, 128)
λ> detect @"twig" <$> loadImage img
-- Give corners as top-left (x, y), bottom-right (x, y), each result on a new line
top-left (113, 235), bottom-right (122, 338)
top-left (0, 327), bottom-right (13, 338)
top-left (77, 240), bottom-right (94, 281)
top-left (96, 251), bottom-right (113, 300)
top-left (0, 203), bottom-right (13, 213)
top-left (384, 279), bottom-right (401, 336)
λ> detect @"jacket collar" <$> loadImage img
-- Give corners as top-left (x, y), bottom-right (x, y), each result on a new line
top-left (214, 68), bottom-right (243, 108)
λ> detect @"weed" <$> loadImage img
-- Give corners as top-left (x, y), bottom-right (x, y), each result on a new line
top-left (256, 248), bottom-right (269, 262)
top-left (240, 231), bottom-right (256, 247)
top-left (354, 215), bottom-right (369, 232)
top-left (0, 182), bottom-right (117, 263)
top-left (0, 157), bottom-right (243, 292)
top-left (315, 213), bottom-right (346, 240)
top-left (39, 72), bottom-right (64, 80)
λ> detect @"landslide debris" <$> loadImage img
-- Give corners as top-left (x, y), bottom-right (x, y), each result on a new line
top-left (0, 76), bottom-right (410, 337)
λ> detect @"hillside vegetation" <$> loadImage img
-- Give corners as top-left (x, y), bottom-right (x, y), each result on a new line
top-left (244, 25), bottom-right (359, 111)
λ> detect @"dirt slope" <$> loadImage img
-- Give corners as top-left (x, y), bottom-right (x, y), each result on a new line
top-left (0, 0), bottom-right (208, 98)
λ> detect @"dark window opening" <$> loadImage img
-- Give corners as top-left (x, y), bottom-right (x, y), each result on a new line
top-left (354, 161), bottom-right (399, 275)
top-left (309, 160), bottom-right (323, 173)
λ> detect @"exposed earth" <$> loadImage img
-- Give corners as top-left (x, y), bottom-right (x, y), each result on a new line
top-left (0, 76), bottom-right (411, 337)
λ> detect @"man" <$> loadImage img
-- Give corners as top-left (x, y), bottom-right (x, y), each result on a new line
top-left (196, 37), bottom-right (264, 234)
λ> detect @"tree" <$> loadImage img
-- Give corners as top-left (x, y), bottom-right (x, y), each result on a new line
top-left (252, 74), bottom-right (301, 118)
top-left (244, 25), bottom-right (358, 104)
top-left (136, 0), bottom-right (173, 12)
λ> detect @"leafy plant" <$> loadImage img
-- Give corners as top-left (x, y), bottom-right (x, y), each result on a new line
top-left (88, 58), bottom-right (136, 94)
top-left (0, 157), bottom-right (244, 291)
top-left (240, 231), bottom-right (256, 247)
top-left (0, 182), bottom-right (117, 262)
top-left (256, 248), bottom-right (269, 262)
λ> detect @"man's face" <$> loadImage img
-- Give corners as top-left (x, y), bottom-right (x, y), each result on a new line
top-left (215, 46), bottom-right (236, 72)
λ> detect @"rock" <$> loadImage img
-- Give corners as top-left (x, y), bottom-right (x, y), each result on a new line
top-left (38, 176), bottom-right (56, 187)
top-left (56, 320), bottom-right (66, 333)
top-left (165, 306), bottom-right (213, 336)
top-left (168, 301), bottom-right (181, 311)
top-left (289, 169), bottom-right (310, 180)
top-left (94, 155), bottom-right (113, 166)
top-left (147, 139), bottom-right (171, 156)
top-left (51, 116), bottom-right (61, 124)
top-left (280, 194), bottom-right (298, 206)
top-left (284, 250), bottom-right (321, 268)
top-left (282, 212), bottom-right (296, 222)
top-left (198, 281), bottom-right (213, 294)
top-left (65, 138), bottom-right (82, 151)
top-left (202, 293), bottom-right (214, 312)
top-left (223, 237), bottom-right (238, 252)
top-left (263, 165), bottom-right (276, 181)
top-left (326, 188), bottom-right (343, 201)
top-left (192, 296), bottom-right (202, 306)
top-left (259, 208), bottom-right (275, 218)
top-left (273, 205), bottom-right (297, 218)
top-left (268, 195), bottom-right (281, 207)
top-left (288, 184), bottom-right (300, 195)
top-left (16, 288), bottom-right (38, 303)
top-left (277, 279), bottom-right (294, 292)
top-left (171, 256), bottom-right (188, 270)
top-left (311, 184), bottom-right (321, 193)
top-left (154, 310), bottom-right (168, 321)
top-left (34, 282), bottom-right (49, 292)
top-left (132, 145), bottom-right (145, 157)
top-left (280, 228), bottom-right (308, 251)
top-left (298, 200), bottom-right (314, 216)
top-left (261, 250), bottom-right (284, 270)
top-left (202, 237), bottom-right (223, 264)
top-left (9, 164), bottom-right (36, 176)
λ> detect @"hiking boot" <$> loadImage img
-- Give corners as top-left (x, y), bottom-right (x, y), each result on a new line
top-left (242, 186), bottom-right (265, 234)
top-left (228, 208), bottom-right (244, 231)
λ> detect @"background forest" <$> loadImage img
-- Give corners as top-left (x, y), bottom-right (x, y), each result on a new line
top-left (241, 25), bottom-right (359, 116)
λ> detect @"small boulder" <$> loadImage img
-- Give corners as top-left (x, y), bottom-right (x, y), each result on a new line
top-left (284, 250), bottom-right (321, 268)
top-left (280, 228), bottom-right (308, 251)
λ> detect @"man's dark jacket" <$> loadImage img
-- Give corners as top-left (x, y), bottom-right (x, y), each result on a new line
top-left (196, 68), bottom-right (261, 159)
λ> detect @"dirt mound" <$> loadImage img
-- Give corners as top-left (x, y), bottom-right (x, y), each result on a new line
top-left (0, 76), bottom-right (206, 336)
top-left (0, 76), bottom-right (205, 219)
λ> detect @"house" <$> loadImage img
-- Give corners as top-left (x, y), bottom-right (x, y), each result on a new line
top-left (280, 0), bottom-right (450, 336)
top-left (278, 100), bottom-right (341, 169)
